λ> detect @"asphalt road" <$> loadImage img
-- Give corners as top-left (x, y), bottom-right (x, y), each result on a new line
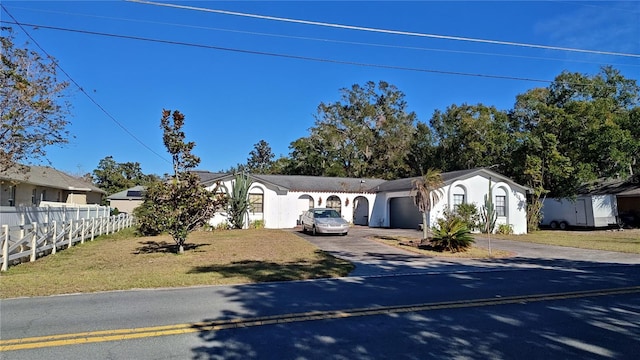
top-left (2, 227), bottom-right (639, 359)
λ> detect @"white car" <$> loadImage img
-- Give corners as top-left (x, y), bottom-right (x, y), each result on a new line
top-left (301, 208), bottom-right (349, 236)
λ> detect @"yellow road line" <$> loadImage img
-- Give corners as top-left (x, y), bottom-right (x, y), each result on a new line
top-left (2, 286), bottom-right (639, 352)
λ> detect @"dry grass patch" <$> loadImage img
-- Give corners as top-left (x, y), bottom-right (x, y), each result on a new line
top-left (0, 228), bottom-right (353, 299)
top-left (370, 235), bottom-right (513, 258)
top-left (481, 229), bottom-right (640, 254)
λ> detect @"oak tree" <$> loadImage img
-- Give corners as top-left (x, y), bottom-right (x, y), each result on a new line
top-left (0, 27), bottom-right (71, 172)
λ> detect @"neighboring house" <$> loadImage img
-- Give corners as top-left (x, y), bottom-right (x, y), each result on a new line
top-left (0, 165), bottom-right (105, 207)
top-left (541, 175), bottom-right (640, 229)
top-left (106, 185), bottom-right (146, 214)
top-left (198, 168), bottom-right (530, 234)
top-left (368, 168), bottom-right (530, 234)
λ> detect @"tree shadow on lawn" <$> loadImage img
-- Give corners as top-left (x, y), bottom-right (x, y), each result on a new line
top-left (187, 250), bottom-right (354, 282)
top-left (133, 241), bottom-right (209, 254)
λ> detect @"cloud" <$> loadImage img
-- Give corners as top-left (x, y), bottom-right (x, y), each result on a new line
top-left (534, 1), bottom-right (639, 55)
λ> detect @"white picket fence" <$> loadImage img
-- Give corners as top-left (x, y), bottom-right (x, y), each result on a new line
top-left (0, 206), bottom-right (134, 271)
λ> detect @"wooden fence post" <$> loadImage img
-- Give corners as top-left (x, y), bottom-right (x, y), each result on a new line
top-left (52, 221), bottom-right (57, 255)
top-left (81, 219), bottom-right (86, 244)
top-left (31, 222), bottom-right (37, 262)
top-left (2, 225), bottom-right (8, 271)
top-left (68, 220), bottom-right (73, 249)
top-left (91, 218), bottom-right (95, 241)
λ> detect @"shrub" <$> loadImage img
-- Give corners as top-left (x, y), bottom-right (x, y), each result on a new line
top-left (215, 222), bottom-right (230, 230)
top-left (250, 220), bottom-right (265, 229)
top-left (133, 199), bottom-right (163, 236)
top-left (430, 216), bottom-right (475, 252)
top-left (496, 224), bottom-right (514, 235)
top-left (455, 203), bottom-right (480, 231)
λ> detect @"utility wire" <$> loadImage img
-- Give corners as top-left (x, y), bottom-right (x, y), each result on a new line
top-left (1, 6), bottom-right (171, 165)
top-left (5, 4), bottom-right (635, 67)
top-left (128, 0), bottom-right (640, 59)
top-left (0, 20), bottom-right (552, 84)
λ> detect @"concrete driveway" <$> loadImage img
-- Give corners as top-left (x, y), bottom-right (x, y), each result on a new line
top-left (291, 226), bottom-right (640, 277)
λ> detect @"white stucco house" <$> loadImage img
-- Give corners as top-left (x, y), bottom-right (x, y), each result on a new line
top-left (197, 168), bottom-right (530, 234)
top-left (368, 168), bottom-right (530, 234)
top-left (198, 172), bottom-right (387, 229)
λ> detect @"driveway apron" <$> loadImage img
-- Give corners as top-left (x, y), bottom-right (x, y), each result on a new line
top-left (291, 226), bottom-right (640, 277)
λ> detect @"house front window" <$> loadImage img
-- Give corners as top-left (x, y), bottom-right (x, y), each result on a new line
top-left (249, 193), bottom-right (263, 213)
top-left (453, 194), bottom-right (465, 210)
top-left (495, 195), bottom-right (506, 216)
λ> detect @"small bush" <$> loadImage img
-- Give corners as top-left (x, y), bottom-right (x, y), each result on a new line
top-left (133, 201), bottom-right (163, 236)
top-left (430, 217), bottom-right (474, 252)
top-left (496, 224), bottom-right (514, 235)
top-left (250, 220), bottom-right (265, 229)
top-left (215, 222), bottom-right (230, 230)
top-left (455, 203), bottom-right (480, 232)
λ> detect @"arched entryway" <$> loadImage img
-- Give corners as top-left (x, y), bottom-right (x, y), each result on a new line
top-left (326, 195), bottom-right (342, 215)
top-left (353, 196), bottom-right (369, 225)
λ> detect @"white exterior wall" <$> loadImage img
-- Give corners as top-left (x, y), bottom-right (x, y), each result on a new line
top-left (369, 175), bottom-right (528, 234)
top-left (205, 179), bottom-right (377, 229)
top-left (592, 195), bottom-right (618, 227)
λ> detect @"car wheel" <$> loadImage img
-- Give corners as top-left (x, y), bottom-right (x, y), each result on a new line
top-left (302, 224), bottom-right (307, 233)
top-left (559, 221), bottom-right (569, 230)
top-left (550, 221), bottom-right (559, 230)
top-left (312, 226), bottom-right (317, 236)
top-left (341, 232), bottom-right (348, 236)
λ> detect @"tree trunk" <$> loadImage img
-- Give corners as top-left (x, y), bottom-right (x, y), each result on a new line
top-left (178, 243), bottom-right (185, 254)
top-left (421, 211), bottom-right (428, 241)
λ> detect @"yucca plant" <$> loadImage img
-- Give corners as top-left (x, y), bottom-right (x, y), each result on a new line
top-left (228, 172), bottom-right (251, 229)
top-left (430, 217), bottom-right (474, 252)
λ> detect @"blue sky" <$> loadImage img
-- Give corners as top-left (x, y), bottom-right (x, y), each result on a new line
top-left (2, 1), bottom-right (639, 177)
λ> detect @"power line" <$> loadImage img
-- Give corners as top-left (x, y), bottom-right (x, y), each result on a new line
top-left (128, 0), bottom-right (640, 59)
top-left (0, 20), bottom-right (552, 85)
top-left (5, 4), bottom-right (635, 68)
top-left (1, 6), bottom-right (171, 166)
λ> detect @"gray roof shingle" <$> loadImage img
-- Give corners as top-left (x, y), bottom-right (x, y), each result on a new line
top-left (195, 168), bottom-right (527, 194)
top-left (106, 185), bottom-right (146, 200)
top-left (0, 165), bottom-right (106, 194)
top-left (197, 171), bottom-right (386, 193)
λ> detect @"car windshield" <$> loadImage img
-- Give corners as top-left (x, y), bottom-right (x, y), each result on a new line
top-left (313, 209), bottom-right (341, 218)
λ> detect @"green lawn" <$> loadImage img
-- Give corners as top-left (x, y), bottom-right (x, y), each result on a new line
top-left (0, 228), bottom-right (353, 299)
top-left (480, 229), bottom-right (640, 254)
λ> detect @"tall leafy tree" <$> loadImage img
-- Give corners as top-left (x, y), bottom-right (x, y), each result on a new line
top-left (288, 81), bottom-right (416, 179)
top-left (412, 169), bottom-right (444, 241)
top-left (508, 66), bottom-right (639, 198)
top-left (429, 103), bottom-right (513, 172)
top-left (1, 27), bottom-right (71, 172)
top-left (92, 156), bottom-right (157, 196)
top-left (405, 121), bottom-right (436, 177)
top-left (138, 109), bottom-right (225, 254)
top-left (246, 140), bottom-right (275, 174)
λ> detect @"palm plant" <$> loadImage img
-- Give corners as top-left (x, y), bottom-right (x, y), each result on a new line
top-left (430, 217), bottom-right (474, 252)
top-left (412, 168), bottom-right (444, 241)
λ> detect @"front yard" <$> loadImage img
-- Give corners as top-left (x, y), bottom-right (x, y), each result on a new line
top-left (479, 229), bottom-right (640, 254)
top-left (0, 228), bottom-right (353, 299)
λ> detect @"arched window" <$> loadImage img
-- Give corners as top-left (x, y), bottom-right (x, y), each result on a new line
top-left (494, 187), bottom-right (508, 217)
top-left (452, 185), bottom-right (466, 211)
top-left (249, 187), bottom-right (264, 214)
top-left (326, 195), bottom-right (342, 215)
